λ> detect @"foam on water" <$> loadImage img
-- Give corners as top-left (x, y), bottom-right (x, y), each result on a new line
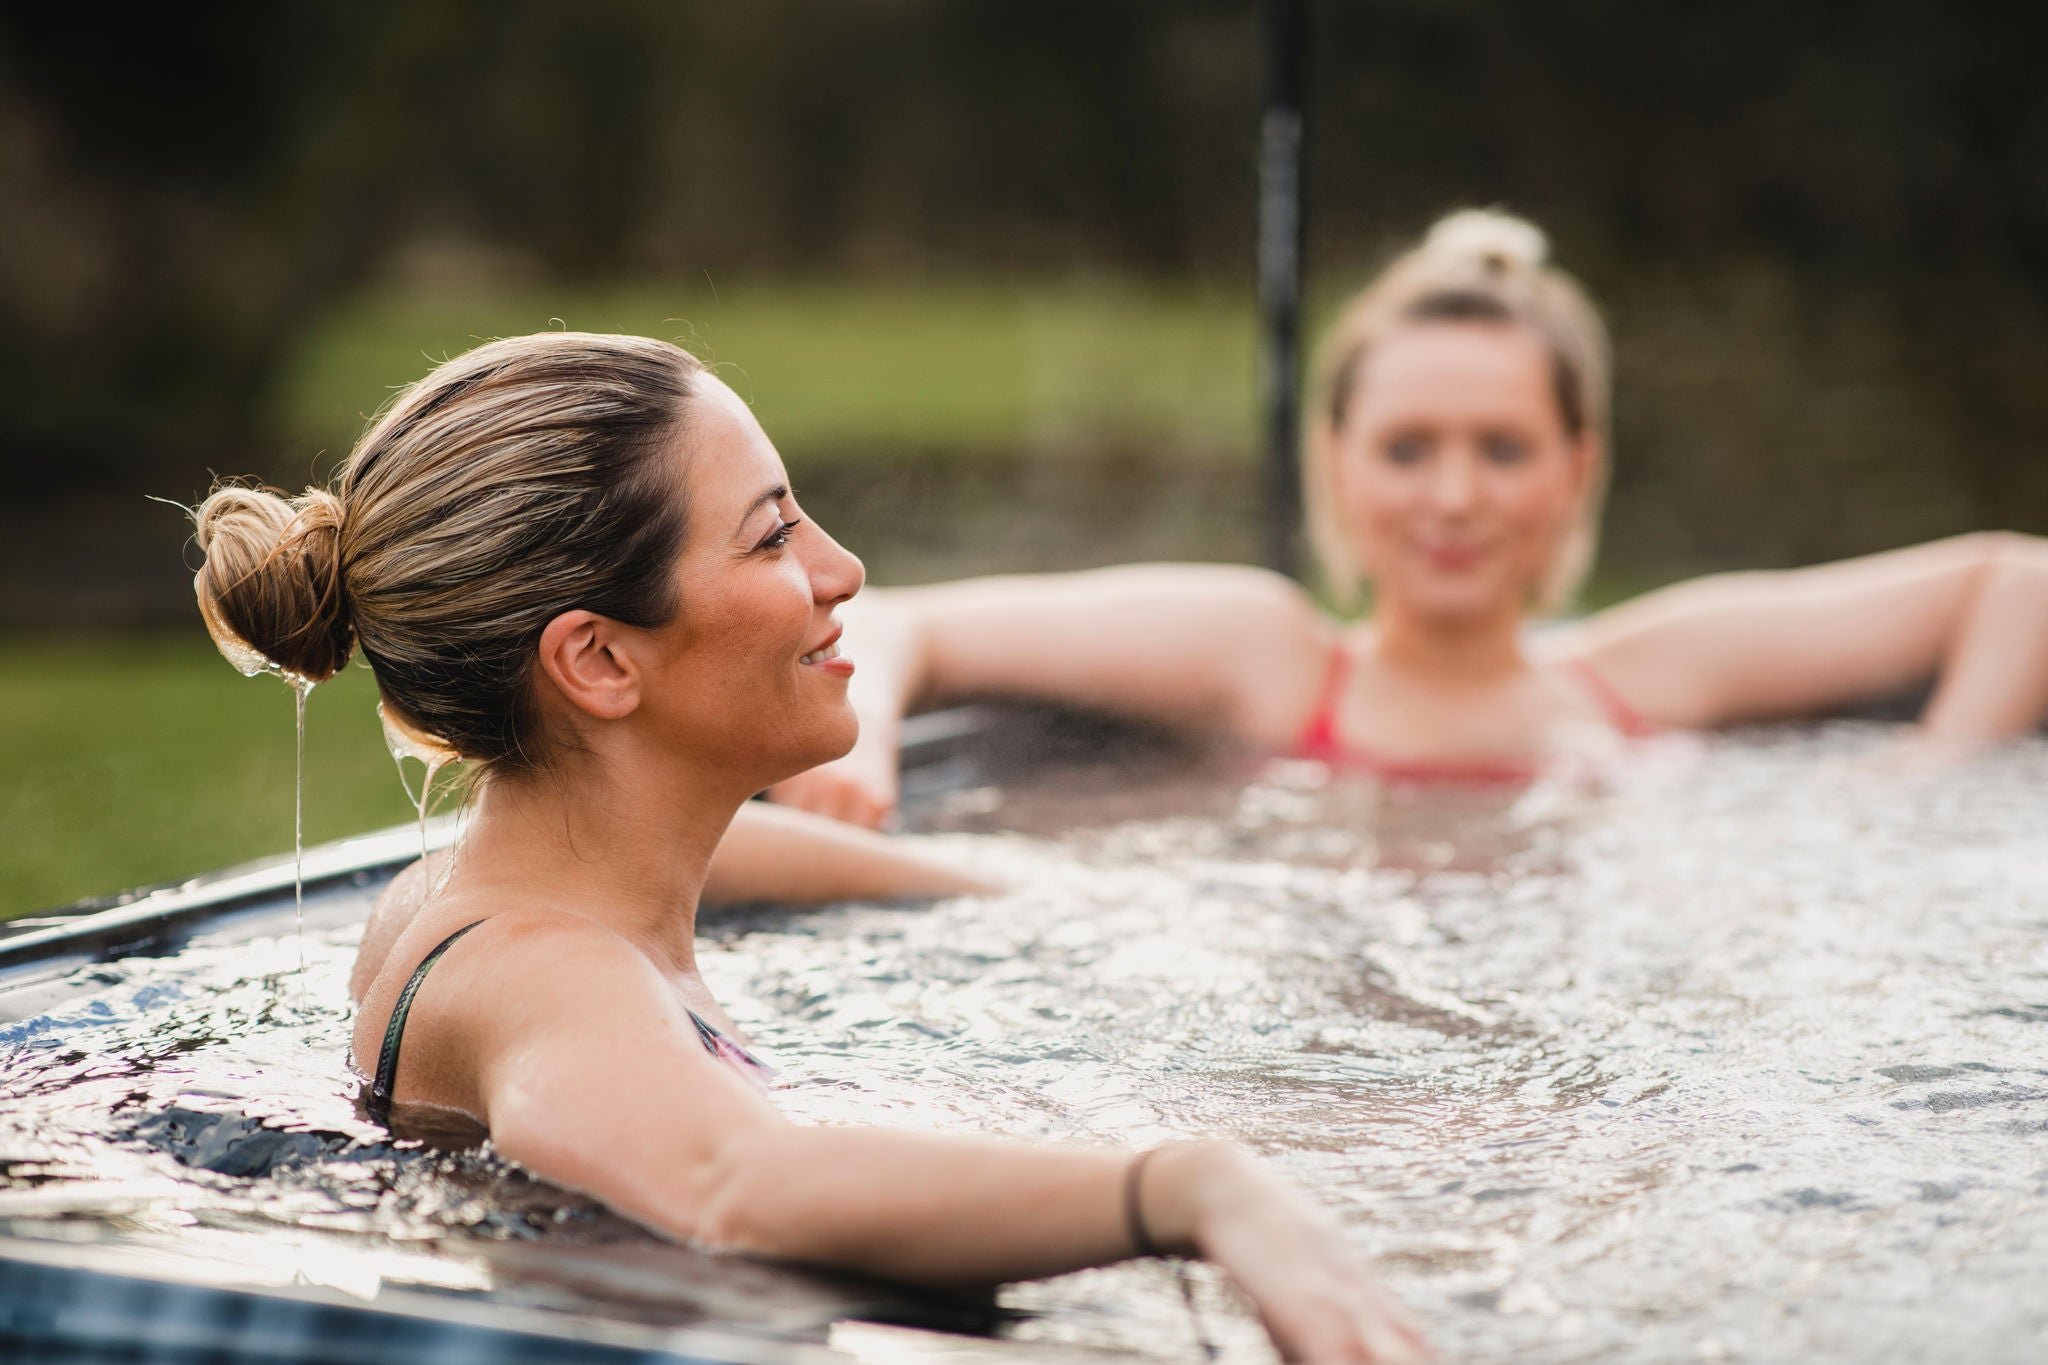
top-left (3, 722), bottom-right (2045, 1361)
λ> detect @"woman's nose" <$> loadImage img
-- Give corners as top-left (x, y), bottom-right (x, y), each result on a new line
top-left (1428, 449), bottom-right (1481, 511)
top-left (809, 524), bottom-right (865, 605)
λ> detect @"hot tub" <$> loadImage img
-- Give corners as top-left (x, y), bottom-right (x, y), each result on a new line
top-left (5, 709), bottom-right (2046, 1362)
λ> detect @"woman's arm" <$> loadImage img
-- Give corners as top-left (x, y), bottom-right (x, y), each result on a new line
top-left (703, 801), bottom-right (999, 903)
top-left (1571, 532), bottom-right (2048, 741)
top-left (467, 920), bottom-right (1429, 1362)
top-left (771, 564), bottom-right (1335, 826)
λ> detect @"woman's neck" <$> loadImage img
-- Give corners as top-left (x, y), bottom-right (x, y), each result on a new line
top-left (451, 751), bottom-right (755, 976)
top-left (1367, 595), bottom-right (1531, 684)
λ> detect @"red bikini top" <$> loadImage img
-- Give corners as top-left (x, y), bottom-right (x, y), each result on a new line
top-left (1291, 646), bottom-right (1653, 785)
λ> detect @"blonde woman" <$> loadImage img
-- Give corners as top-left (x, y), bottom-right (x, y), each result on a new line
top-left (772, 211), bottom-right (2048, 821)
top-left (191, 333), bottom-right (1430, 1364)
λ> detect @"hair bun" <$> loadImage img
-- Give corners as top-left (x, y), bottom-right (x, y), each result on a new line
top-left (192, 484), bottom-right (355, 684)
top-left (1421, 208), bottom-right (1549, 276)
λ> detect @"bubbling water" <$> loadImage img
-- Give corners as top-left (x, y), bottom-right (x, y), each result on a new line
top-left (5, 724), bottom-right (2045, 1362)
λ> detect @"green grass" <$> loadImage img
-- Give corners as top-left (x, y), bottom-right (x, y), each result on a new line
top-left (0, 637), bottom-right (417, 920)
top-left (275, 276), bottom-right (1265, 473)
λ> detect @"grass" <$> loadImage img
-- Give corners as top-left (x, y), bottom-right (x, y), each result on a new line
top-left (274, 276), bottom-right (1266, 473)
top-left (0, 637), bottom-right (416, 920)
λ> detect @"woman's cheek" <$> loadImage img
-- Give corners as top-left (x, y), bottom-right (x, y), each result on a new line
top-left (1518, 485), bottom-right (1575, 580)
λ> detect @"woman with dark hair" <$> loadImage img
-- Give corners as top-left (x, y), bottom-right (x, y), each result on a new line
top-left (191, 331), bottom-right (1431, 1365)
top-left (771, 210), bottom-right (2048, 822)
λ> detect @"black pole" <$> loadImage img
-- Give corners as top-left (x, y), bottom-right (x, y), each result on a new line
top-left (1257, 0), bottom-right (1307, 578)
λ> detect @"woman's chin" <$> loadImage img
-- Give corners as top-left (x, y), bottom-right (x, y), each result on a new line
top-left (793, 713), bottom-right (861, 774)
top-left (1393, 577), bottom-right (1525, 625)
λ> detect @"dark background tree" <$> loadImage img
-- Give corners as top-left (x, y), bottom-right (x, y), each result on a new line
top-left (2, 0), bottom-right (2043, 627)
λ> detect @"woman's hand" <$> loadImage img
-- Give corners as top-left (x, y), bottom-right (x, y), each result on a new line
top-left (1575, 531), bottom-right (2048, 741)
top-left (767, 752), bottom-right (899, 829)
top-left (1147, 1143), bottom-right (1434, 1364)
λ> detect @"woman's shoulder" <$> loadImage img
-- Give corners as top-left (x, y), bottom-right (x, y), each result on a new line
top-left (368, 899), bottom-right (638, 997)
top-left (351, 852), bottom-right (444, 1002)
top-left (350, 854), bottom-right (591, 1000)
top-left (1157, 564), bottom-right (1339, 745)
top-left (351, 899), bottom-right (655, 1073)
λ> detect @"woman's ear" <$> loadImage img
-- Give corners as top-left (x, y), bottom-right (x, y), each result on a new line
top-left (536, 610), bottom-right (642, 721)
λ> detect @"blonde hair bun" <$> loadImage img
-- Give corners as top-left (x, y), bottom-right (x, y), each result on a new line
top-left (192, 484), bottom-right (355, 684)
top-left (1420, 208), bottom-right (1550, 276)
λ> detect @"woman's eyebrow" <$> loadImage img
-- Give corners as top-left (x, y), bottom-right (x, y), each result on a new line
top-left (733, 484), bottom-right (790, 537)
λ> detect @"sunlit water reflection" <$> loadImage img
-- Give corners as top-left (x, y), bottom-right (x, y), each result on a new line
top-left (4, 722), bottom-right (2045, 1361)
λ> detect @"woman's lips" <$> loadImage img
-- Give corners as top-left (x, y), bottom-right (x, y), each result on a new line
top-left (799, 632), bottom-right (854, 677)
top-left (1420, 541), bottom-right (1486, 570)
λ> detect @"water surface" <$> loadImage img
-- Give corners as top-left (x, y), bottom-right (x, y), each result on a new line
top-left (4, 723), bottom-right (2045, 1361)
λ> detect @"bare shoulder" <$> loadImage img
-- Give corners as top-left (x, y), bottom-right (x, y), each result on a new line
top-left (350, 905), bottom-right (668, 1103)
top-left (362, 905), bottom-right (650, 1015)
top-left (356, 854), bottom-right (634, 1002)
top-left (1124, 564), bottom-right (1337, 743)
top-left (1540, 580), bottom-right (1745, 727)
top-left (351, 852), bottom-right (447, 1003)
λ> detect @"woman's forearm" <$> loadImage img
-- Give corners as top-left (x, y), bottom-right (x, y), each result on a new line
top-left (690, 1129), bottom-right (1430, 1363)
top-left (705, 802), bottom-right (998, 903)
top-left (698, 1126), bottom-right (1146, 1285)
top-left (1922, 532), bottom-right (2048, 743)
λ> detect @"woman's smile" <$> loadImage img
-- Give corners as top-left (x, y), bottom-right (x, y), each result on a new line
top-left (1416, 538), bottom-right (1489, 572)
top-left (800, 627), bottom-right (854, 676)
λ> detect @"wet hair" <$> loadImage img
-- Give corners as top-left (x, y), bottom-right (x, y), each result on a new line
top-left (192, 332), bottom-right (703, 775)
top-left (1305, 209), bottom-right (1612, 613)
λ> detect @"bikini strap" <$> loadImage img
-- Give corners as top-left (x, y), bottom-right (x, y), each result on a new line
top-left (688, 1009), bottom-right (777, 1084)
top-left (370, 920), bottom-right (485, 1126)
top-left (1558, 656), bottom-right (1654, 738)
top-left (1294, 641), bottom-right (1354, 761)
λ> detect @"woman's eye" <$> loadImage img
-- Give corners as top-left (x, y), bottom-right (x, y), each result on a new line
top-left (759, 519), bottom-right (801, 550)
top-left (1383, 434), bottom-right (1431, 465)
top-left (1481, 433), bottom-right (1532, 465)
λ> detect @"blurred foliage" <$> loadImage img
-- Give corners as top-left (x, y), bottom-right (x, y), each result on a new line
top-left (4, 0), bottom-right (2046, 630)
top-left (0, 639), bottom-right (414, 918)
top-left (277, 277), bottom-right (1258, 471)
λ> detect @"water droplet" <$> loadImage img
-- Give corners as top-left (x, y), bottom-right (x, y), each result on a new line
top-left (380, 704), bottom-right (460, 862)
